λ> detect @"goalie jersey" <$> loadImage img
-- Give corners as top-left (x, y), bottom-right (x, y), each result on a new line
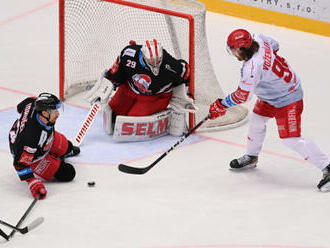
top-left (105, 44), bottom-right (190, 96)
top-left (9, 97), bottom-right (55, 181)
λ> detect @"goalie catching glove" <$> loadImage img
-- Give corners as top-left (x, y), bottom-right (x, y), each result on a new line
top-left (85, 69), bottom-right (114, 105)
top-left (170, 84), bottom-right (197, 113)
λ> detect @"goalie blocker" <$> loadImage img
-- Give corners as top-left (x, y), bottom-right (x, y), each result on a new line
top-left (104, 108), bottom-right (189, 142)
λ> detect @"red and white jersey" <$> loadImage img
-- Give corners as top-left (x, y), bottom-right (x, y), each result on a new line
top-left (223, 34), bottom-right (303, 108)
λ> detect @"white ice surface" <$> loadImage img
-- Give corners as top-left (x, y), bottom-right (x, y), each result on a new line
top-left (0, 1), bottom-right (330, 248)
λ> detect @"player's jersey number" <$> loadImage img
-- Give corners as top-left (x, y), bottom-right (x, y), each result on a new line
top-left (126, 60), bottom-right (136, 68)
top-left (272, 53), bottom-right (292, 83)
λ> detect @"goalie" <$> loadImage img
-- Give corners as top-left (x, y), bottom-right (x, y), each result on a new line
top-left (85, 39), bottom-right (196, 141)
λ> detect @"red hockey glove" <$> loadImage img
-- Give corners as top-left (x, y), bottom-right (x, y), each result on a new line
top-left (27, 178), bottom-right (47, 200)
top-left (209, 99), bottom-right (228, 120)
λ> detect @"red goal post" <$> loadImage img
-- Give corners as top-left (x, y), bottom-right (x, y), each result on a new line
top-left (59, 0), bottom-right (248, 131)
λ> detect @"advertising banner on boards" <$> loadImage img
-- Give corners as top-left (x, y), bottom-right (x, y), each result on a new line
top-left (220, 0), bottom-right (329, 23)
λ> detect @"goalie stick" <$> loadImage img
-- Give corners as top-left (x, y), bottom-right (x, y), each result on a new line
top-left (118, 114), bottom-right (210, 174)
top-left (0, 217), bottom-right (44, 235)
top-left (72, 100), bottom-right (102, 146)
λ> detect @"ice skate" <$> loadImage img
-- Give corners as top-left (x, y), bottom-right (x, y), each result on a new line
top-left (230, 154), bottom-right (258, 170)
top-left (317, 164), bottom-right (330, 192)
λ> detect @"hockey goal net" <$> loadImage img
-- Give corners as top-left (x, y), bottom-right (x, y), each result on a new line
top-left (59, 0), bottom-right (248, 131)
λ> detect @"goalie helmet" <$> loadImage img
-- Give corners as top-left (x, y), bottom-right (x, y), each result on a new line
top-left (141, 39), bottom-right (163, 76)
top-left (34, 92), bottom-right (62, 112)
top-left (227, 29), bottom-right (252, 51)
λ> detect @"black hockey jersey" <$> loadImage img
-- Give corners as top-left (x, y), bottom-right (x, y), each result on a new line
top-left (9, 97), bottom-right (55, 181)
top-left (105, 44), bottom-right (190, 96)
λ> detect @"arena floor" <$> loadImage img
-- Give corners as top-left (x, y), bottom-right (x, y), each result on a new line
top-left (1, 1), bottom-right (330, 247)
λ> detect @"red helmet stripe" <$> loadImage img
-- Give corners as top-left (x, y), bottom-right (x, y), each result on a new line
top-left (153, 39), bottom-right (159, 57)
top-left (146, 40), bottom-right (153, 60)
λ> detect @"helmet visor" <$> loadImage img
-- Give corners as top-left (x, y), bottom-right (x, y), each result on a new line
top-left (46, 101), bottom-right (63, 115)
top-left (226, 44), bottom-right (233, 55)
top-left (226, 44), bottom-right (241, 57)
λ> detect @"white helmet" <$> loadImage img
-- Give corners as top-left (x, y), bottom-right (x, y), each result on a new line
top-left (141, 39), bottom-right (163, 76)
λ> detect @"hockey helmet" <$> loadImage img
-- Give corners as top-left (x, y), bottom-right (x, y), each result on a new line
top-left (34, 93), bottom-right (62, 112)
top-left (227, 29), bottom-right (252, 52)
top-left (141, 39), bottom-right (163, 76)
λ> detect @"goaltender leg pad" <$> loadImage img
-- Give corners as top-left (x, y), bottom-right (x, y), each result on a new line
top-left (169, 110), bottom-right (188, 136)
top-left (103, 104), bottom-right (113, 135)
top-left (170, 84), bottom-right (197, 113)
top-left (113, 109), bottom-right (171, 142)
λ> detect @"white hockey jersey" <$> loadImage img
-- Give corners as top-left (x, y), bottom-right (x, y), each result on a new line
top-left (222, 34), bottom-right (303, 108)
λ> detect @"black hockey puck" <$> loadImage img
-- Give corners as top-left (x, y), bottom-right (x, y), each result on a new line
top-left (87, 181), bottom-right (95, 187)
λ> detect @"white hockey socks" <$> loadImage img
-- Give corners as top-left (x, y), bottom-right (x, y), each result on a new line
top-left (246, 113), bottom-right (270, 156)
top-left (282, 137), bottom-right (330, 170)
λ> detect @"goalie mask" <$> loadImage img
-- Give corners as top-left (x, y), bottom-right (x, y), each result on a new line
top-left (141, 39), bottom-right (163, 76)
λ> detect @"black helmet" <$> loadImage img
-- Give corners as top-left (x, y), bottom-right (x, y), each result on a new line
top-left (34, 93), bottom-right (61, 112)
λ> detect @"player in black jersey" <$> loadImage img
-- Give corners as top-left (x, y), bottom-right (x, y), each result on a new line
top-left (9, 93), bottom-right (80, 199)
top-left (85, 39), bottom-right (197, 139)
top-left (86, 39), bottom-right (195, 117)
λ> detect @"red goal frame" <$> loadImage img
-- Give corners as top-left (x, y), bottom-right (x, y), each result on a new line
top-left (59, 0), bottom-right (196, 128)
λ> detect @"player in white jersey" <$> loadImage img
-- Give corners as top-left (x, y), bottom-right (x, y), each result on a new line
top-left (208, 29), bottom-right (330, 192)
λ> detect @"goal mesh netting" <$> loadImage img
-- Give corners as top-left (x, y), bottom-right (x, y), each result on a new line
top-left (59, 0), bottom-right (248, 131)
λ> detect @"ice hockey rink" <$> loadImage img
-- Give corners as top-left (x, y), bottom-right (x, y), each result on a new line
top-left (1, 0), bottom-right (330, 247)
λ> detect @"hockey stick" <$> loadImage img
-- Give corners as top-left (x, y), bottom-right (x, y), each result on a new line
top-left (9, 197), bottom-right (39, 238)
top-left (72, 100), bottom-right (102, 147)
top-left (0, 217), bottom-right (44, 235)
top-left (0, 228), bottom-right (9, 241)
top-left (118, 114), bottom-right (210, 174)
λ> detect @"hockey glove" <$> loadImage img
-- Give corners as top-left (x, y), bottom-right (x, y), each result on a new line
top-left (61, 140), bottom-right (80, 159)
top-left (209, 98), bottom-right (228, 120)
top-left (27, 178), bottom-right (47, 200)
top-left (85, 69), bottom-right (114, 105)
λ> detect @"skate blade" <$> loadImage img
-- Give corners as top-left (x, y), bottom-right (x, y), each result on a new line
top-left (229, 164), bottom-right (257, 171)
top-left (319, 182), bottom-right (330, 192)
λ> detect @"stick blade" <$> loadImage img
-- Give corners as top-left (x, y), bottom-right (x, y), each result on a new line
top-left (118, 164), bottom-right (148, 175)
top-left (27, 217), bottom-right (44, 232)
